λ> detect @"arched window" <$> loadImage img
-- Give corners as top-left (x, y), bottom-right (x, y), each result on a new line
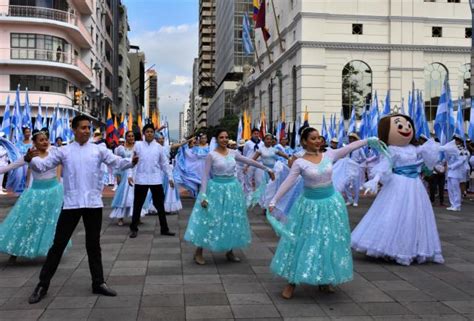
top-left (424, 63), bottom-right (448, 121)
top-left (459, 63), bottom-right (470, 121)
top-left (292, 66), bottom-right (297, 122)
top-left (341, 60), bottom-right (372, 120)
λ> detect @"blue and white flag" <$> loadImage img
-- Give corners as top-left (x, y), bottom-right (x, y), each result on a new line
top-left (43, 105), bottom-right (48, 128)
top-left (348, 106), bottom-right (356, 134)
top-left (433, 76), bottom-right (455, 142)
top-left (415, 90), bottom-right (423, 138)
top-left (454, 98), bottom-right (465, 142)
top-left (358, 110), bottom-right (366, 139)
top-left (382, 90), bottom-right (390, 116)
top-left (1, 96), bottom-right (11, 137)
top-left (400, 97), bottom-right (406, 115)
top-left (369, 91), bottom-right (379, 137)
top-left (35, 98), bottom-right (43, 130)
top-left (337, 109), bottom-right (345, 148)
top-left (321, 114), bottom-right (328, 141)
top-left (468, 99), bottom-right (474, 141)
top-left (11, 85), bottom-right (22, 143)
top-left (242, 13), bottom-right (254, 55)
top-left (408, 90), bottom-right (415, 119)
top-left (22, 88), bottom-right (32, 129)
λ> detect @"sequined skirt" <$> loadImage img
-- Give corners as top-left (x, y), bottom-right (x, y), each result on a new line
top-left (270, 185), bottom-right (353, 285)
top-left (0, 178), bottom-right (64, 258)
top-left (184, 176), bottom-right (251, 252)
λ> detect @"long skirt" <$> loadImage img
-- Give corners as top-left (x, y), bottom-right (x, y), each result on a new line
top-left (0, 178), bottom-right (65, 258)
top-left (271, 185), bottom-right (353, 285)
top-left (109, 174), bottom-right (134, 219)
top-left (184, 176), bottom-right (251, 252)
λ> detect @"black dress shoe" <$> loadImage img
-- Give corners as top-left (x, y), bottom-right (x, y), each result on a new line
top-left (129, 231), bottom-right (137, 238)
top-left (161, 231), bottom-right (175, 236)
top-left (92, 283), bottom-right (117, 296)
top-left (28, 285), bottom-right (48, 304)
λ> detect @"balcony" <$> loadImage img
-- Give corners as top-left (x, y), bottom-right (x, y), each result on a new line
top-left (70, 0), bottom-right (93, 14)
top-left (0, 48), bottom-right (92, 84)
top-left (0, 5), bottom-right (93, 48)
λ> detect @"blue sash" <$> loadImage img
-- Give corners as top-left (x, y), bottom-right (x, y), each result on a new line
top-left (303, 185), bottom-right (335, 200)
top-left (392, 164), bottom-right (420, 178)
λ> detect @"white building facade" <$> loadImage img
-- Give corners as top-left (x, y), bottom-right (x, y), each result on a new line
top-left (247, 0), bottom-right (471, 130)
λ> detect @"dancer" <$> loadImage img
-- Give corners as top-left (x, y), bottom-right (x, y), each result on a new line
top-left (129, 124), bottom-right (175, 238)
top-left (446, 135), bottom-right (466, 211)
top-left (184, 129), bottom-right (275, 265)
top-left (110, 130), bottom-right (135, 226)
top-left (344, 133), bottom-right (366, 207)
top-left (0, 130), bottom-right (64, 261)
top-left (242, 128), bottom-right (264, 196)
top-left (10, 126), bottom-right (32, 192)
top-left (275, 137), bottom-right (293, 162)
top-left (268, 127), bottom-right (378, 299)
top-left (352, 114), bottom-right (444, 265)
top-left (27, 115), bottom-right (138, 304)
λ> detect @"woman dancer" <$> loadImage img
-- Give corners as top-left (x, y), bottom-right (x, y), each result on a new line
top-left (268, 127), bottom-right (379, 299)
top-left (275, 137), bottom-right (293, 163)
top-left (110, 131), bottom-right (135, 226)
top-left (0, 129), bottom-right (64, 260)
top-left (352, 114), bottom-right (444, 265)
top-left (184, 129), bottom-right (275, 265)
top-left (8, 127), bottom-right (33, 192)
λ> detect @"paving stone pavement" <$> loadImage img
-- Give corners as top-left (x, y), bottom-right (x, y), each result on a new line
top-left (0, 189), bottom-right (474, 321)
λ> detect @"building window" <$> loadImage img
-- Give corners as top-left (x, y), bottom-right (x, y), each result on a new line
top-left (352, 24), bottom-right (363, 35)
top-left (292, 66), bottom-right (297, 122)
top-left (424, 63), bottom-right (448, 121)
top-left (10, 33), bottom-right (70, 63)
top-left (342, 60), bottom-right (372, 120)
top-left (447, 0), bottom-right (460, 2)
top-left (432, 26), bottom-right (442, 38)
top-left (424, 0), bottom-right (436, 2)
top-left (466, 28), bottom-right (472, 39)
top-left (10, 75), bottom-right (68, 94)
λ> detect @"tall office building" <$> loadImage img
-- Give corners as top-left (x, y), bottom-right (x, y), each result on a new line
top-left (197, 0), bottom-right (216, 128)
top-left (145, 69), bottom-right (158, 119)
top-left (207, 0), bottom-right (254, 127)
top-left (128, 48), bottom-right (145, 120)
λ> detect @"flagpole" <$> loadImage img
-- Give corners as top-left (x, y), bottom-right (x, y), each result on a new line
top-left (270, 0), bottom-right (284, 52)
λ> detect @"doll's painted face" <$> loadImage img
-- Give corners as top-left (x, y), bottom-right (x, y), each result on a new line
top-left (388, 116), bottom-right (413, 146)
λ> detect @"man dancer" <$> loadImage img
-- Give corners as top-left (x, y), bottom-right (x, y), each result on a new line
top-left (27, 115), bottom-right (138, 304)
top-left (446, 135), bottom-right (466, 212)
top-left (129, 123), bottom-right (175, 238)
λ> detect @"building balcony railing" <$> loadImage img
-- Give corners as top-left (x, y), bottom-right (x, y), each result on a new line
top-left (0, 5), bottom-right (93, 48)
top-left (0, 47), bottom-right (92, 81)
top-left (70, 0), bottom-right (93, 14)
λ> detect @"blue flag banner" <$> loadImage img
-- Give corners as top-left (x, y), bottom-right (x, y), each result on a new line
top-left (1, 96), bottom-right (11, 137)
top-left (382, 90), bottom-right (390, 116)
top-left (433, 76), bottom-right (455, 142)
top-left (468, 99), bottom-right (474, 141)
top-left (242, 13), bottom-right (254, 55)
top-left (321, 114), bottom-right (328, 141)
top-left (348, 106), bottom-right (356, 134)
top-left (454, 98), bottom-right (465, 141)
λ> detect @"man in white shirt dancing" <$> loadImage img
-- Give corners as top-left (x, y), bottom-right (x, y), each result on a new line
top-left (27, 115), bottom-right (138, 304)
top-left (129, 123), bottom-right (175, 238)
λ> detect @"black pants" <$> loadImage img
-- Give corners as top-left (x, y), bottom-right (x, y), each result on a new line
top-left (131, 184), bottom-right (169, 233)
top-left (39, 208), bottom-right (104, 289)
top-left (429, 173), bottom-right (445, 204)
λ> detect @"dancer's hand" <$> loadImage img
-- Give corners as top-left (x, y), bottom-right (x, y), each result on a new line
top-left (268, 205), bottom-right (275, 212)
top-left (128, 177), bottom-right (134, 186)
top-left (24, 148), bottom-right (40, 162)
top-left (169, 180), bottom-right (175, 189)
top-left (131, 152), bottom-right (139, 165)
top-left (243, 166), bottom-right (248, 174)
top-left (201, 200), bottom-right (208, 208)
top-left (268, 171), bottom-right (275, 181)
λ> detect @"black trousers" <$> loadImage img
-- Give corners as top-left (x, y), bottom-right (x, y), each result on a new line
top-left (39, 208), bottom-right (104, 289)
top-left (429, 173), bottom-right (445, 204)
top-left (131, 184), bottom-right (169, 233)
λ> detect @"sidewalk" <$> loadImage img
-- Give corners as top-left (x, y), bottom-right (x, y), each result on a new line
top-left (0, 191), bottom-right (473, 320)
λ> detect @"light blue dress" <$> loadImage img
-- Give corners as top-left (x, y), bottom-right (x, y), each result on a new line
top-left (9, 141), bottom-right (32, 192)
top-left (110, 146), bottom-right (134, 219)
top-left (184, 149), bottom-right (269, 252)
top-left (0, 159), bottom-right (64, 258)
top-left (268, 141), bottom-right (368, 286)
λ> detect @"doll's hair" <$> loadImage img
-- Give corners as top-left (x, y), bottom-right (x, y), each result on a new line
top-left (378, 114), bottom-right (417, 145)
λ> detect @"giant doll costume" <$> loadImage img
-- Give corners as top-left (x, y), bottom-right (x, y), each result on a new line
top-left (351, 114), bottom-right (445, 265)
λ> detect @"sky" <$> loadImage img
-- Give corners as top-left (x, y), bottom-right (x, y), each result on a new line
top-left (122, 0), bottom-right (198, 139)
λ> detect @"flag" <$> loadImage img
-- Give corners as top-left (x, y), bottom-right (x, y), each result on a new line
top-left (35, 98), bottom-right (43, 130)
top-left (348, 106), bottom-right (356, 134)
top-left (119, 114), bottom-right (125, 137)
top-left (2, 96), bottom-right (11, 137)
top-left (400, 97), bottom-right (406, 115)
top-left (359, 110), bottom-right (366, 139)
top-left (468, 99), bottom-right (474, 141)
top-left (252, 0), bottom-right (259, 21)
top-left (321, 114), bottom-right (328, 141)
top-left (415, 90), bottom-right (423, 138)
top-left (259, 111), bottom-right (267, 137)
top-left (280, 118), bottom-right (286, 142)
top-left (49, 105), bottom-right (57, 142)
top-left (151, 110), bottom-right (158, 128)
top-left (382, 90), bottom-right (391, 116)
top-left (237, 115), bottom-right (243, 143)
top-left (408, 90), bottom-right (415, 119)
top-left (11, 85), bottom-right (22, 143)
top-left (106, 106), bottom-right (114, 145)
top-left (419, 91), bottom-right (430, 138)
top-left (128, 113), bottom-right (133, 132)
top-left (255, 0), bottom-right (271, 41)
top-left (242, 13), bottom-right (254, 55)
top-left (369, 91), bottom-right (379, 137)
top-left (433, 76), bottom-right (455, 142)
top-left (22, 88), bottom-right (32, 129)
top-left (137, 113), bottom-right (142, 131)
top-left (454, 98), bottom-right (465, 141)
top-left (337, 109), bottom-right (345, 148)
top-left (43, 105), bottom-right (48, 128)
top-left (302, 107), bottom-right (309, 128)
top-left (294, 116), bottom-right (301, 147)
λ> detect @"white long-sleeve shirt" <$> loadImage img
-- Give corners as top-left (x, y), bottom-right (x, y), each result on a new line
top-left (29, 141), bottom-right (133, 209)
top-left (133, 140), bottom-right (172, 185)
